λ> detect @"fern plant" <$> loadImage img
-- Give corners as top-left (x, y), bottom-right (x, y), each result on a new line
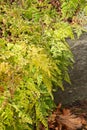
top-left (0, 0), bottom-right (87, 130)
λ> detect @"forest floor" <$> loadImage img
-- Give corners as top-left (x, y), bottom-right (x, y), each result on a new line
top-left (65, 100), bottom-right (87, 130)
top-left (40, 100), bottom-right (87, 130)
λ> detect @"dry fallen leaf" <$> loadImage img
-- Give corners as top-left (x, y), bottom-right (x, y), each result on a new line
top-left (57, 113), bottom-right (82, 130)
top-left (48, 104), bottom-right (87, 130)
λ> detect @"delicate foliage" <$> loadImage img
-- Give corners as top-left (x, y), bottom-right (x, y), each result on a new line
top-left (0, 0), bottom-right (87, 130)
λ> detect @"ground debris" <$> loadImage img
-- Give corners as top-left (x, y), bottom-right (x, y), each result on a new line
top-left (48, 103), bottom-right (86, 130)
top-left (40, 100), bottom-right (87, 130)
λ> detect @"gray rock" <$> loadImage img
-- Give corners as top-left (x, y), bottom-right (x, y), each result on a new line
top-left (54, 33), bottom-right (87, 105)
